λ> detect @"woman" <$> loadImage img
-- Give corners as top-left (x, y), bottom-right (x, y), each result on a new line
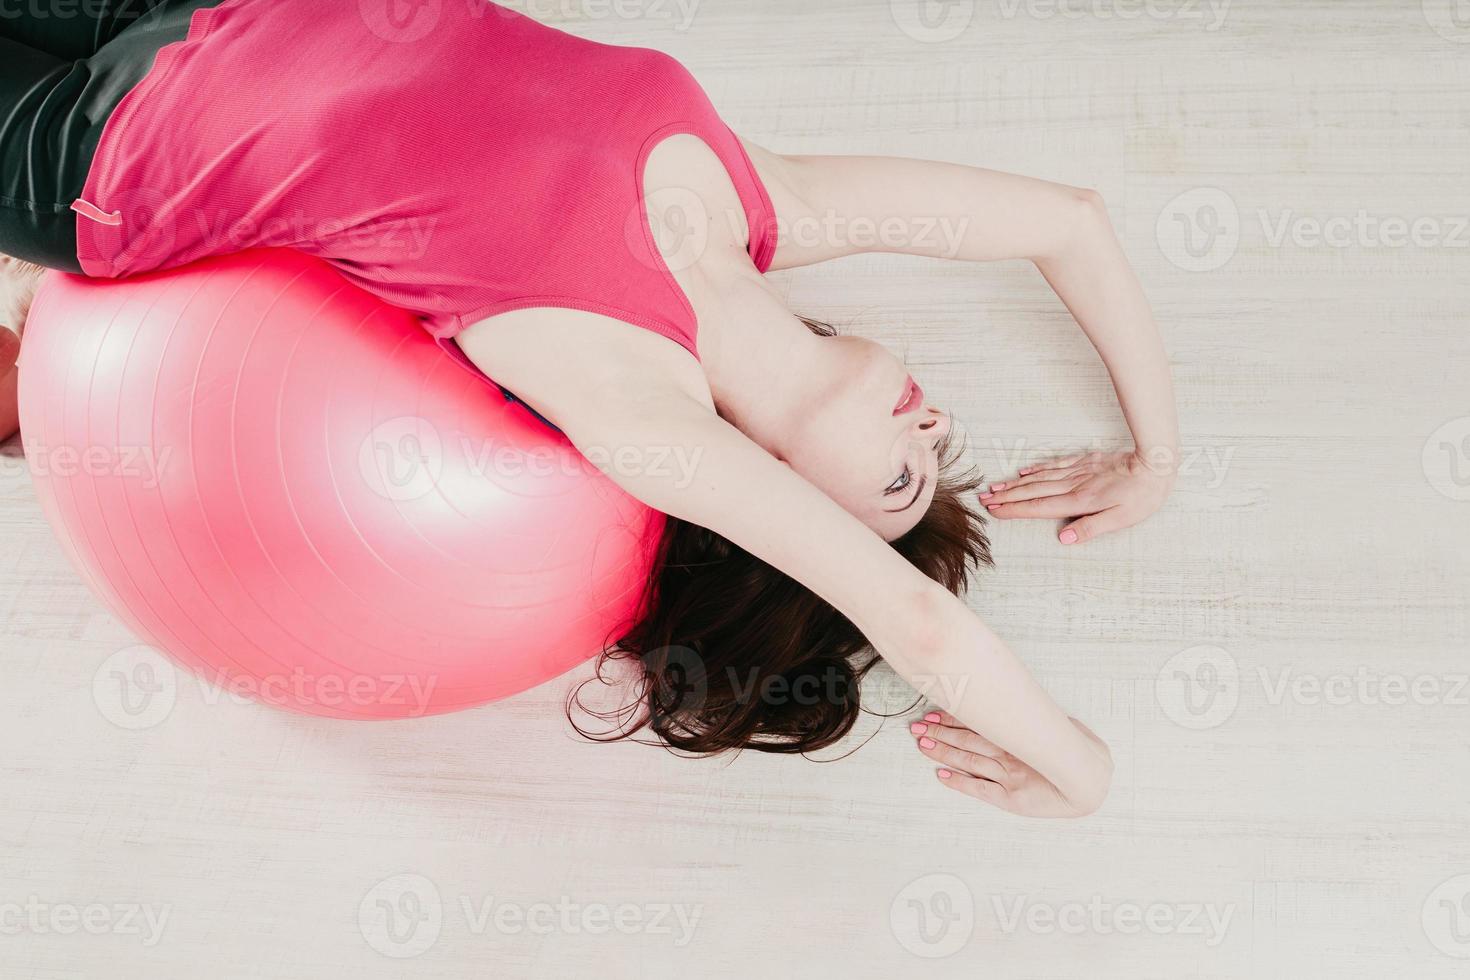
top-left (1, 0), bottom-right (1178, 817)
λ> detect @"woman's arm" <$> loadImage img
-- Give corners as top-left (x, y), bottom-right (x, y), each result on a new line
top-left (744, 145), bottom-right (1180, 544)
top-left (455, 310), bottom-right (1112, 815)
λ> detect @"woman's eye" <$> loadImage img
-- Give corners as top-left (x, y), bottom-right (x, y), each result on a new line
top-left (885, 466), bottom-right (912, 496)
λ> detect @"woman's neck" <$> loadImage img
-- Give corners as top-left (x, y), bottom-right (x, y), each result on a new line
top-left (693, 267), bottom-right (826, 463)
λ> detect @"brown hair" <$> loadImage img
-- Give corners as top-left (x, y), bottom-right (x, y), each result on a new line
top-left (570, 318), bottom-right (993, 756)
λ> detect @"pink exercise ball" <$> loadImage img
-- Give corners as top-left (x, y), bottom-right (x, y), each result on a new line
top-left (18, 248), bottom-right (662, 719)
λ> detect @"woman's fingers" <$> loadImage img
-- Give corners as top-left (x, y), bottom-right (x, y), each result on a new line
top-left (914, 713), bottom-right (1020, 769)
top-left (1016, 454), bottom-right (1085, 477)
top-left (981, 478), bottom-right (1076, 506)
top-left (986, 468), bottom-right (1070, 494)
top-left (915, 730), bottom-right (1014, 786)
top-left (913, 717), bottom-right (1010, 760)
top-left (1059, 507), bottom-right (1131, 545)
top-left (913, 714), bottom-right (1027, 812)
top-left (936, 769), bottom-right (1012, 809)
top-left (985, 492), bottom-right (1091, 520)
top-left (987, 456), bottom-right (1084, 494)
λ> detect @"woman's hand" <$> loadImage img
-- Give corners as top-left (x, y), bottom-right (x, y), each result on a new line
top-left (979, 449), bottom-right (1175, 545)
top-left (911, 710), bottom-right (1112, 818)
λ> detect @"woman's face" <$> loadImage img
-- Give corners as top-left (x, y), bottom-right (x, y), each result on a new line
top-left (780, 335), bottom-right (951, 540)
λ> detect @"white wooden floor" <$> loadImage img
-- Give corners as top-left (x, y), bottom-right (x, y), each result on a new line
top-left (3, 1), bottom-right (1468, 977)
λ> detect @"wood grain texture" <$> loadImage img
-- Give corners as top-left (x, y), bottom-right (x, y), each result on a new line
top-left (1, 1), bottom-right (1467, 976)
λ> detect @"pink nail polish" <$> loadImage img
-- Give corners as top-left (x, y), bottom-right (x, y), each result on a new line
top-left (937, 769), bottom-right (952, 779)
top-left (923, 712), bottom-right (941, 722)
top-left (979, 492), bottom-right (993, 500)
top-left (919, 736), bottom-right (937, 749)
top-left (991, 483), bottom-right (1006, 491)
top-left (986, 504), bottom-right (998, 511)
top-left (1059, 528), bottom-right (1078, 544)
top-left (909, 722), bottom-right (926, 734)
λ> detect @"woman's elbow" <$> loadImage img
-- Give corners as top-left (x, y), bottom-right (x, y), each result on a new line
top-left (1034, 185), bottom-right (1113, 264)
top-left (1069, 723), bottom-right (1116, 816)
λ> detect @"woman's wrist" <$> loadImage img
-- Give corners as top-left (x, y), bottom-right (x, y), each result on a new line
top-left (1132, 441), bottom-right (1182, 480)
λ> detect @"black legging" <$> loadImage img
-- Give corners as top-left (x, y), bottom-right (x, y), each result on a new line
top-left (0, 0), bottom-right (216, 271)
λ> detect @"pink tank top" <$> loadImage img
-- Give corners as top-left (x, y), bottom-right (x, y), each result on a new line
top-left (72, 0), bottom-right (778, 389)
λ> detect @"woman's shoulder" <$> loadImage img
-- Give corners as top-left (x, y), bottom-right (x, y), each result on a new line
top-left (453, 305), bottom-right (717, 425)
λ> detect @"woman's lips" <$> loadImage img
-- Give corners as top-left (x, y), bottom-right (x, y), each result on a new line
top-left (893, 376), bottom-right (923, 415)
